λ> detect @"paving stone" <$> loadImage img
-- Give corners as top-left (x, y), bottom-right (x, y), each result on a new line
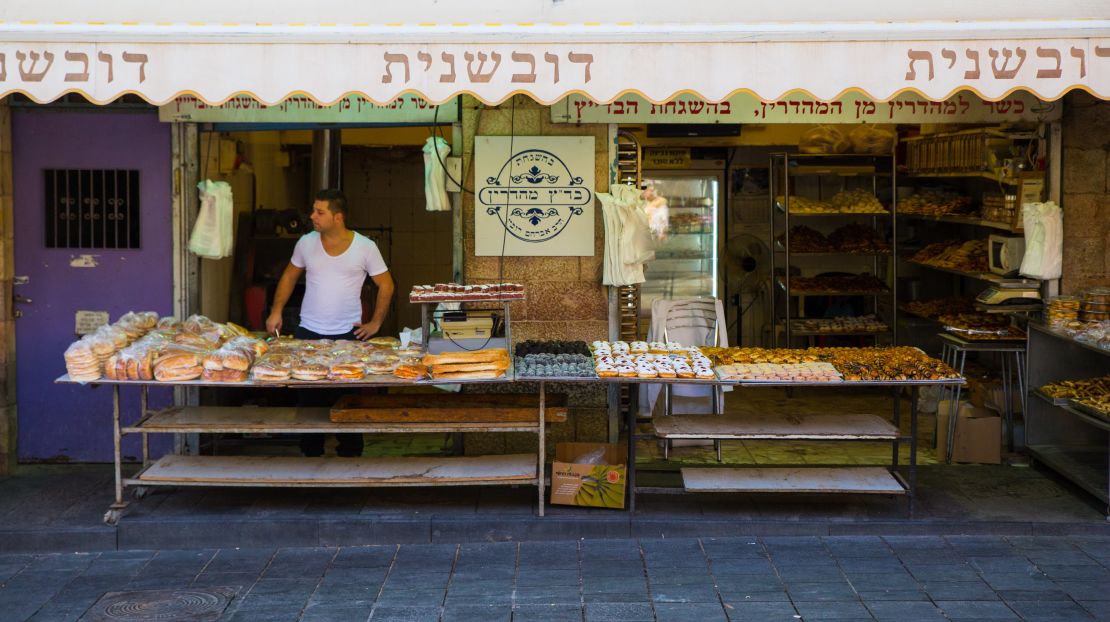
top-left (700, 538), bottom-right (765, 559)
top-left (904, 563), bottom-right (981, 582)
top-left (978, 572), bottom-right (1054, 590)
top-left (713, 574), bottom-right (786, 592)
top-left (935, 600), bottom-right (1019, 619)
top-left (785, 581), bottom-right (859, 601)
top-left (717, 588), bottom-right (792, 603)
top-left (511, 603), bottom-right (584, 621)
top-left (1054, 581), bottom-right (1110, 602)
top-left (921, 580), bottom-right (1000, 601)
top-left (865, 600), bottom-right (947, 621)
top-left (654, 602), bottom-right (729, 622)
top-left (968, 557), bottom-right (1038, 574)
top-left (842, 572), bottom-right (919, 591)
top-left (792, 600), bottom-right (872, 619)
top-left (1004, 600), bottom-right (1095, 621)
top-left (854, 588), bottom-right (929, 602)
top-left (994, 588), bottom-right (1072, 601)
top-left (1038, 564), bottom-right (1110, 581)
top-left (330, 545), bottom-right (397, 568)
top-left (373, 588), bottom-right (446, 606)
top-left (721, 600), bottom-right (798, 621)
top-left (582, 592), bottom-right (653, 604)
top-left (515, 569), bottom-right (582, 587)
top-left (441, 604), bottom-right (512, 622)
top-left (583, 602), bottom-right (655, 621)
top-left (513, 586), bottom-right (583, 604)
top-left (369, 605), bottom-right (442, 621)
top-left (650, 584), bottom-right (720, 603)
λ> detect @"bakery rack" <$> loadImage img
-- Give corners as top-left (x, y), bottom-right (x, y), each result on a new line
top-left (1025, 322), bottom-right (1110, 515)
top-left (768, 153), bottom-right (898, 347)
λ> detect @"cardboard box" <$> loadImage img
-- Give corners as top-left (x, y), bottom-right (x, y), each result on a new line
top-left (936, 401), bottom-right (1002, 464)
top-left (550, 442), bottom-right (627, 509)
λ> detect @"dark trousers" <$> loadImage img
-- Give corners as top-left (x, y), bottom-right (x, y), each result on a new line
top-left (295, 326), bottom-right (364, 457)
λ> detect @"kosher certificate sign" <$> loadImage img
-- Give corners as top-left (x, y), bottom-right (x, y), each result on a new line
top-left (475, 136), bottom-right (595, 257)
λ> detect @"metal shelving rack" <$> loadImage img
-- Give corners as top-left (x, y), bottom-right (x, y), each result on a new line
top-left (768, 153), bottom-right (898, 347)
top-left (1026, 322), bottom-right (1110, 516)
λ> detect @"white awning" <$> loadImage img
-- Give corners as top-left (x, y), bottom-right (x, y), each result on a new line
top-left (1, 0), bottom-right (1108, 105)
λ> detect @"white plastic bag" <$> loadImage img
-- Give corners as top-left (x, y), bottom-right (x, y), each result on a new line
top-left (188, 180), bottom-right (234, 259)
top-left (1020, 201), bottom-right (1062, 280)
top-left (423, 136), bottom-right (451, 212)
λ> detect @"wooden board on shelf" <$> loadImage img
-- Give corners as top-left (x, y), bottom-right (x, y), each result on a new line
top-left (138, 454), bottom-right (537, 485)
top-left (330, 393), bottom-right (568, 424)
top-left (681, 467), bottom-right (906, 494)
top-left (654, 413), bottom-right (898, 440)
top-left (137, 406), bottom-right (552, 432)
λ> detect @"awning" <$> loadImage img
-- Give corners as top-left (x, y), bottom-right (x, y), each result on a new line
top-left (2, 0), bottom-right (1108, 106)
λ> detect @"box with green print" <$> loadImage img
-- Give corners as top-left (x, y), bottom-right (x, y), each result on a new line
top-left (550, 442), bottom-right (627, 509)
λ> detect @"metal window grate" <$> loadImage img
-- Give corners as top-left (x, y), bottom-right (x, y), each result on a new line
top-left (44, 169), bottom-right (141, 249)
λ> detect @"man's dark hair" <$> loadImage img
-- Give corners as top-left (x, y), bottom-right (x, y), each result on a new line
top-left (315, 189), bottom-right (347, 217)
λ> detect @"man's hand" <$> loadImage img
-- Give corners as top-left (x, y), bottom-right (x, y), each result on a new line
top-left (353, 320), bottom-right (382, 341)
top-left (265, 312), bottom-right (283, 337)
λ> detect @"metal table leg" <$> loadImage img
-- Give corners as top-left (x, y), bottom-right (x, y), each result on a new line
top-left (891, 386), bottom-right (901, 470)
top-left (909, 387), bottom-right (919, 517)
top-left (946, 348), bottom-right (968, 464)
top-left (1001, 352), bottom-right (1013, 454)
top-left (104, 385), bottom-right (127, 525)
top-left (140, 385), bottom-right (150, 467)
top-left (663, 384), bottom-right (672, 461)
top-left (538, 380), bottom-right (545, 518)
top-left (626, 382), bottom-right (637, 514)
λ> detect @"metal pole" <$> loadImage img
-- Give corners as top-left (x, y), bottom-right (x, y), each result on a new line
top-left (140, 385), bottom-right (149, 467)
top-left (626, 382), bottom-right (636, 514)
top-left (538, 380), bottom-right (545, 518)
top-left (909, 387), bottom-right (919, 517)
top-left (113, 385), bottom-right (122, 504)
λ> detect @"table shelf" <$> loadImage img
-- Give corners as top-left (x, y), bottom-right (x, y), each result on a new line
top-left (129, 454), bottom-right (538, 488)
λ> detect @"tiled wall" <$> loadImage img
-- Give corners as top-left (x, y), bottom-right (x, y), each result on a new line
top-left (343, 147), bottom-right (453, 335)
top-left (460, 95), bottom-right (613, 453)
top-left (1061, 92), bottom-right (1110, 294)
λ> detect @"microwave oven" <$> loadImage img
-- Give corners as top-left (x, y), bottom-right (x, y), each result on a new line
top-left (988, 235), bottom-right (1026, 276)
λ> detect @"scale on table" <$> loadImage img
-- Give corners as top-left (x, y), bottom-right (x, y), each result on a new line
top-left (976, 279), bottom-right (1042, 312)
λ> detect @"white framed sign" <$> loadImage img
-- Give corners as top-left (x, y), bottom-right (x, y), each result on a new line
top-left (475, 136), bottom-right (595, 257)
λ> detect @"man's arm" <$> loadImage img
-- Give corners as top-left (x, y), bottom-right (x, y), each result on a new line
top-left (265, 262), bottom-right (305, 336)
top-left (353, 271), bottom-right (395, 340)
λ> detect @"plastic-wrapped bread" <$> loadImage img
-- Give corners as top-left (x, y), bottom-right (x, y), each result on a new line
top-left (182, 314), bottom-right (225, 346)
top-left (152, 343), bottom-right (207, 382)
top-left (292, 356), bottom-right (330, 381)
top-left (250, 353), bottom-right (295, 381)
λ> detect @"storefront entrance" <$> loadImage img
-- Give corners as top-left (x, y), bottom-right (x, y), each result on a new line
top-left (12, 109), bottom-right (174, 462)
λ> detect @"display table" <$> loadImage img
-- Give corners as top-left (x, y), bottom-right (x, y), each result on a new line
top-left (58, 373), bottom-right (963, 524)
top-left (937, 332), bottom-right (1027, 462)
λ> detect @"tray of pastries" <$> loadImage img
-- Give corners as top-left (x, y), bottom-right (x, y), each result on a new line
top-left (409, 282), bottom-right (525, 303)
top-left (786, 275), bottom-right (889, 295)
top-left (701, 346), bottom-right (960, 382)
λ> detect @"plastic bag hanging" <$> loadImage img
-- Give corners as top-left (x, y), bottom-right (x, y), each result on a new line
top-left (1019, 201), bottom-right (1062, 280)
top-left (423, 136), bottom-right (451, 212)
top-left (188, 180), bottom-right (234, 259)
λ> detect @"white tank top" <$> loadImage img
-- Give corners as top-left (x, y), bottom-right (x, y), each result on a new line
top-left (290, 231), bottom-right (388, 335)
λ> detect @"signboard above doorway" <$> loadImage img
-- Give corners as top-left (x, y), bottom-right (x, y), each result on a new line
top-left (158, 95), bottom-right (460, 124)
top-left (552, 90), bottom-right (1060, 124)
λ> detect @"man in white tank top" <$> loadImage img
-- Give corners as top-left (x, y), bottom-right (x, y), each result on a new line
top-left (266, 189), bottom-right (395, 456)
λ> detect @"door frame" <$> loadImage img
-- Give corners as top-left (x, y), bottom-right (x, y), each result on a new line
top-left (171, 121), bottom-right (201, 454)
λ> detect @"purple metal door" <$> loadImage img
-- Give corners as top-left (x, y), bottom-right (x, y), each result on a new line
top-left (12, 109), bottom-right (174, 462)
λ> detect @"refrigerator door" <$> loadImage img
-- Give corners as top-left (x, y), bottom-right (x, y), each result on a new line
top-left (640, 173), bottom-right (721, 317)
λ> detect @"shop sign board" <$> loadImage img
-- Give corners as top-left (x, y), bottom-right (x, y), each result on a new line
top-left (643, 148), bottom-right (691, 169)
top-left (475, 136), bottom-right (595, 257)
top-left (1, 38), bottom-right (1106, 107)
top-left (552, 91), bottom-right (1060, 125)
top-left (158, 95), bottom-right (459, 124)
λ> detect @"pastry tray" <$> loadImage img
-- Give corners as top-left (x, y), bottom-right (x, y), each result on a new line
top-left (1032, 387), bottom-right (1071, 407)
top-left (1071, 400), bottom-right (1110, 422)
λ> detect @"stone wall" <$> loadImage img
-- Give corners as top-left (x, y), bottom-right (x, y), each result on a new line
top-left (459, 95), bottom-right (613, 456)
top-left (1061, 92), bottom-right (1110, 293)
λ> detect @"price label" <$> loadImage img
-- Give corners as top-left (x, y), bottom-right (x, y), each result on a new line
top-left (75, 310), bottom-right (109, 335)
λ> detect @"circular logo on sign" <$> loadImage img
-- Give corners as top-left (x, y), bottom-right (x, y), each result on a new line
top-left (479, 148), bottom-right (591, 244)
top-left (606, 470), bottom-right (621, 484)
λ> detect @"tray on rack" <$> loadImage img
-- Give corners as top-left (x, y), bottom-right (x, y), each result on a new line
top-left (1032, 387), bottom-right (1071, 407)
top-left (1071, 400), bottom-right (1110, 422)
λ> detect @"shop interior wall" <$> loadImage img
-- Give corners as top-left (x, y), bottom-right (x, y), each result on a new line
top-left (461, 95), bottom-right (612, 455)
top-left (1060, 91), bottom-right (1110, 293)
top-left (196, 127), bottom-right (452, 336)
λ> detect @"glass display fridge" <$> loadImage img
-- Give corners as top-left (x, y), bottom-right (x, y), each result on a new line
top-left (639, 172), bottom-right (722, 320)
